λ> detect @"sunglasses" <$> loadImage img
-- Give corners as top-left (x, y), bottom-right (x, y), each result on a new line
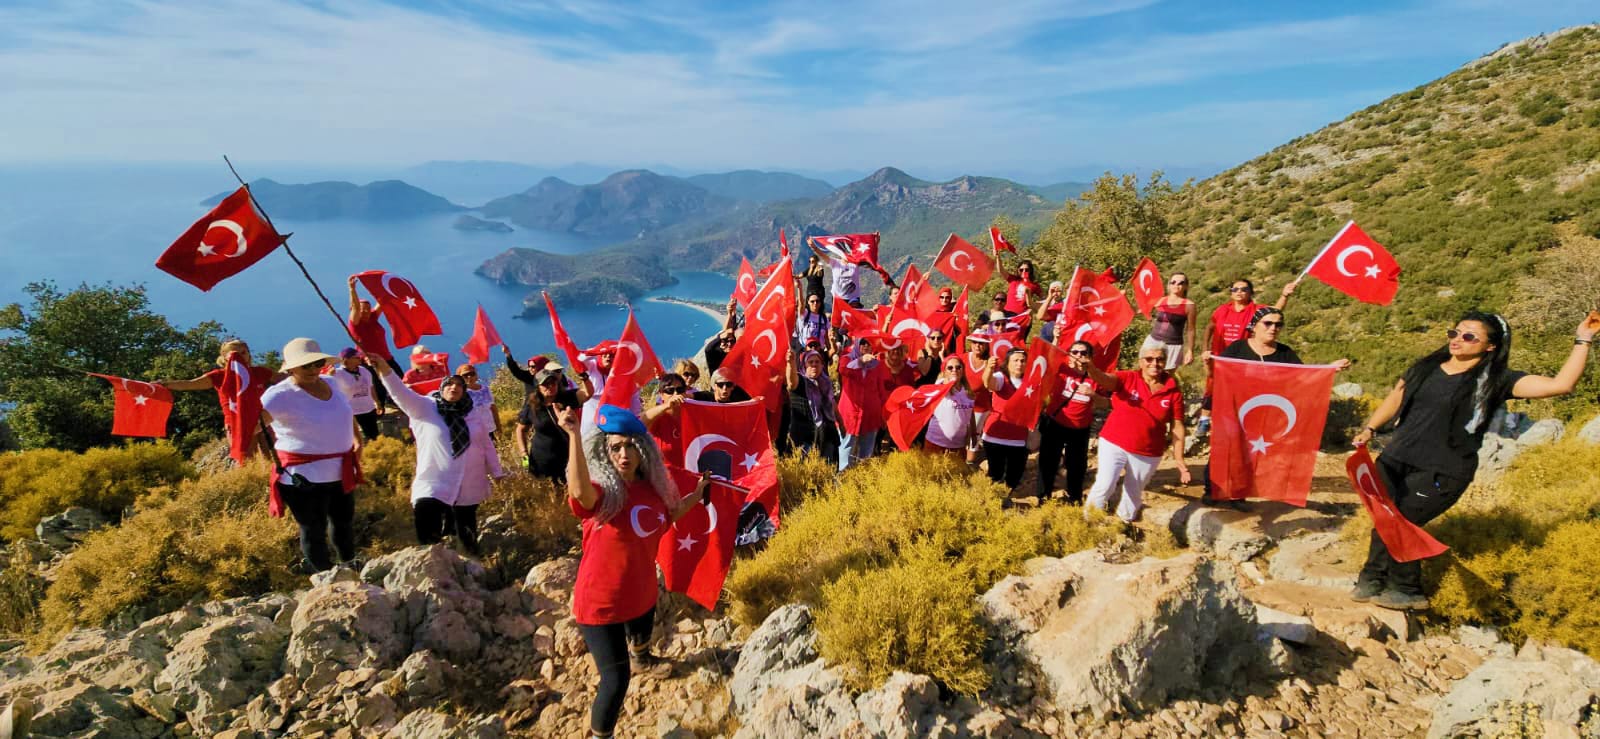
top-left (1229, 286), bottom-right (1252, 293)
top-left (943, 363), bottom-right (963, 372)
top-left (1447, 329), bottom-right (1483, 344)
top-left (1169, 279), bottom-right (1187, 285)
top-left (714, 381), bottom-right (735, 389)
top-left (660, 385), bottom-right (686, 395)
top-left (1139, 356), bottom-right (1165, 363)
top-left (1068, 349), bottom-right (1093, 357)
top-left (1259, 320), bottom-right (1284, 328)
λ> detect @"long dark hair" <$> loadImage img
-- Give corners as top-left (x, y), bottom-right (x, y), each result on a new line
top-left (1400, 311), bottom-right (1512, 434)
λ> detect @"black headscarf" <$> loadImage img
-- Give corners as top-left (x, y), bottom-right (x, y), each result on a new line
top-left (431, 381), bottom-right (474, 458)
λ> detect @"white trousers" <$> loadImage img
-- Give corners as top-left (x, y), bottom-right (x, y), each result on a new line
top-left (1085, 439), bottom-right (1161, 522)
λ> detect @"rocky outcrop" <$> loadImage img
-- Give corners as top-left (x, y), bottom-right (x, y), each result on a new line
top-left (34, 507), bottom-right (108, 553)
top-left (1428, 642), bottom-right (1600, 738)
top-left (1478, 411), bottom-right (1565, 478)
top-left (981, 552), bottom-right (1263, 718)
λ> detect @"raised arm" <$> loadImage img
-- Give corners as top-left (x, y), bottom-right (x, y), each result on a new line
top-left (161, 374), bottom-right (215, 392)
top-left (1272, 279), bottom-right (1299, 311)
top-left (503, 348), bottom-right (537, 387)
top-left (1511, 318), bottom-right (1596, 399)
top-left (558, 406), bottom-right (599, 511)
top-left (375, 362), bottom-right (435, 419)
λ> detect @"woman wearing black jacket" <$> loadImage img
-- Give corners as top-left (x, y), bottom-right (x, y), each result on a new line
top-left (1351, 311), bottom-right (1595, 611)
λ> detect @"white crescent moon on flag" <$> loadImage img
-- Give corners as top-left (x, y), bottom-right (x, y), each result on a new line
top-left (1237, 394), bottom-right (1298, 438)
top-left (753, 330), bottom-right (780, 363)
top-left (950, 251), bottom-right (974, 272)
top-left (202, 220), bottom-right (248, 258)
top-left (1335, 245), bottom-right (1374, 277)
top-left (628, 505), bottom-right (661, 538)
top-left (380, 272), bottom-right (414, 300)
top-left (1073, 323), bottom-right (1095, 342)
top-left (612, 341), bottom-right (643, 377)
top-left (753, 285), bottom-right (788, 323)
top-left (1080, 286), bottom-right (1103, 301)
top-left (230, 360), bottom-right (251, 395)
top-left (1029, 355), bottom-right (1046, 378)
top-left (1139, 269), bottom-right (1154, 293)
top-left (1354, 463), bottom-right (1380, 497)
top-left (120, 378), bottom-right (158, 396)
top-left (738, 273), bottom-right (755, 295)
top-left (891, 318), bottom-right (930, 337)
top-left (702, 499), bottom-right (718, 535)
top-left (684, 433), bottom-right (737, 473)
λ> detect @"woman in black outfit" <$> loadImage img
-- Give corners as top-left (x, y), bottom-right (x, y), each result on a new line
top-left (1351, 311), bottom-right (1596, 611)
top-left (513, 366), bottom-right (585, 482)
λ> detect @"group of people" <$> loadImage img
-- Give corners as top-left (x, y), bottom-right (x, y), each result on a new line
top-left (145, 247), bottom-right (1595, 739)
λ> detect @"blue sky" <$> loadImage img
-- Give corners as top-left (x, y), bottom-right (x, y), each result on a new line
top-left (0, 0), bottom-right (1594, 182)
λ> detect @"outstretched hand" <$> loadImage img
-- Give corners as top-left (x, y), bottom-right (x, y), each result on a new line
top-left (1578, 310), bottom-right (1600, 341)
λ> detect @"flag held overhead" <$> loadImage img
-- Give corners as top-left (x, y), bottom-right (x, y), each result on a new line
top-left (1302, 221), bottom-right (1401, 305)
top-left (156, 187), bottom-right (284, 291)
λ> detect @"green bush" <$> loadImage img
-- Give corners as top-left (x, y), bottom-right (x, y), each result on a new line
top-left (0, 443), bottom-right (194, 542)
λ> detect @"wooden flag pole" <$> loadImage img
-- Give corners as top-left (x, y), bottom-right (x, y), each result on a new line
top-left (223, 155), bottom-right (360, 347)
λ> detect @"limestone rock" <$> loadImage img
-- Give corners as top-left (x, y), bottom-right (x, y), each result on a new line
top-left (1266, 532), bottom-right (1359, 590)
top-left (386, 710), bottom-right (506, 738)
top-left (153, 613), bottom-right (288, 732)
top-left (362, 545), bottom-right (491, 663)
top-left (35, 507), bottom-right (109, 552)
top-left (28, 681), bottom-right (147, 738)
top-left (1428, 657), bottom-right (1600, 738)
top-left (1142, 503), bottom-right (1272, 563)
top-left (1577, 413), bottom-right (1600, 445)
top-left (395, 650), bottom-right (453, 701)
top-left (855, 672), bottom-right (941, 739)
top-left (980, 552), bottom-right (1263, 718)
top-left (1332, 382), bottom-right (1364, 399)
top-left (729, 604), bottom-right (866, 738)
top-left (524, 556), bottom-right (579, 597)
top-left (1478, 412), bottom-right (1564, 479)
top-left (285, 581), bottom-right (409, 680)
top-left (1254, 605), bottom-right (1316, 645)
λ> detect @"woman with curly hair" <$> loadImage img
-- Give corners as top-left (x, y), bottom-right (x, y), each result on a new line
top-left (557, 403), bottom-right (708, 739)
top-left (1350, 311), bottom-right (1596, 611)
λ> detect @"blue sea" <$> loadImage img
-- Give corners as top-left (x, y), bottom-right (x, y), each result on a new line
top-left (0, 164), bottom-right (732, 374)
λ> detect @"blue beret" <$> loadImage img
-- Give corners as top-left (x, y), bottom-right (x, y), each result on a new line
top-left (594, 404), bottom-right (647, 436)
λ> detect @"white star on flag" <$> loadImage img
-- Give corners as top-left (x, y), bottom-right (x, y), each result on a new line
top-left (1023, 386), bottom-right (1034, 397)
top-left (677, 534), bottom-right (698, 551)
top-left (1248, 436), bottom-right (1272, 455)
top-left (1364, 265), bottom-right (1381, 278)
top-left (228, 400), bottom-right (238, 412)
top-left (741, 453), bottom-right (759, 472)
top-left (1093, 305), bottom-right (1107, 316)
top-left (197, 243), bottom-right (216, 256)
top-left (403, 296), bottom-right (418, 309)
top-left (750, 356), bottom-right (761, 367)
top-left (133, 394), bottom-right (149, 405)
top-left (905, 401), bottom-right (916, 409)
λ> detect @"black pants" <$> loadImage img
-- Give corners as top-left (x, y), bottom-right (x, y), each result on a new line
top-left (278, 480), bottom-right (357, 572)
top-left (354, 411), bottom-right (380, 441)
top-left (529, 451), bottom-right (567, 484)
top-left (413, 498), bottom-right (481, 554)
top-left (1037, 419), bottom-right (1090, 503)
top-left (578, 607), bottom-right (656, 735)
top-left (1357, 455), bottom-right (1469, 595)
top-left (984, 441), bottom-right (1028, 490)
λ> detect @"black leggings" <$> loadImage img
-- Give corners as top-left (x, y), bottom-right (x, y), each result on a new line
top-left (277, 481), bottom-right (357, 572)
top-left (413, 498), bottom-right (481, 554)
top-left (578, 607), bottom-right (656, 736)
top-left (354, 411), bottom-right (379, 441)
top-left (1037, 419), bottom-right (1090, 503)
top-left (984, 441), bottom-right (1029, 490)
top-left (1357, 455), bottom-right (1469, 595)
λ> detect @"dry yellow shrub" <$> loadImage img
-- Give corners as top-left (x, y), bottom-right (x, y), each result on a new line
top-left (0, 443), bottom-right (193, 541)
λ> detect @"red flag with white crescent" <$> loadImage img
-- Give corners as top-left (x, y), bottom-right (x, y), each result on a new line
top-left (90, 374), bottom-right (174, 438)
top-left (658, 466), bottom-right (746, 610)
top-left (811, 233), bottom-right (882, 270)
top-left (542, 292), bottom-right (586, 370)
top-left (733, 257), bottom-right (759, 308)
top-left (680, 398), bottom-right (780, 528)
top-left (1210, 357), bottom-right (1338, 505)
top-left (155, 187), bottom-right (285, 292)
top-left (883, 303), bottom-right (930, 357)
top-left (356, 270), bottom-right (443, 349)
top-left (720, 258), bottom-right (793, 409)
top-left (460, 305), bottom-right (504, 365)
top-left (894, 264), bottom-right (929, 315)
top-left (935, 233), bottom-right (994, 290)
top-left (997, 338), bottom-right (1069, 428)
top-left (779, 228), bottom-right (789, 259)
top-left (1131, 257), bottom-right (1163, 317)
top-left (406, 376), bottom-right (447, 395)
top-left (990, 226), bottom-right (1016, 254)
top-left (954, 288), bottom-right (970, 339)
top-left (219, 351), bottom-right (264, 464)
top-left (831, 296), bottom-right (878, 336)
top-left (1346, 447), bottom-right (1448, 562)
top-left (884, 381), bottom-right (956, 451)
top-left (1303, 221), bottom-right (1401, 305)
top-left (598, 309), bottom-right (665, 410)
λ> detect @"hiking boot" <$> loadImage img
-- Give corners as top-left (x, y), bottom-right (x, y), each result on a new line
top-left (629, 648), bottom-right (672, 678)
top-left (1372, 590), bottom-right (1430, 611)
top-left (1349, 580), bottom-right (1384, 602)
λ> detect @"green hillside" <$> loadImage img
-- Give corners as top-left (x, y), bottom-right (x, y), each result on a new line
top-left (1166, 25), bottom-right (1600, 409)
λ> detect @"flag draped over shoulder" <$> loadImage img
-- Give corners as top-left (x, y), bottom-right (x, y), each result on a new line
top-left (1209, 357), bottom-right (1338, 506)
top-left (156, 187), bottom-right (284, 291)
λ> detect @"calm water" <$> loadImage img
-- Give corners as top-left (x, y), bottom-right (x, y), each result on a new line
top-left (0, 165), bottom-right (732, 374)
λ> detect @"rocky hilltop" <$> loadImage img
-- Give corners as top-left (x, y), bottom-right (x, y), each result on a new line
top-left (203, 179), bottom-right (463, 220)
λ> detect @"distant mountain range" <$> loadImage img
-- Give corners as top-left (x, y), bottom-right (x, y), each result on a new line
top-left (202, 179), bottom-right (461, 220)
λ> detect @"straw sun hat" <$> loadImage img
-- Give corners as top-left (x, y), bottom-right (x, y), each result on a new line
top-left (280, 338), bottom-right (336, 371)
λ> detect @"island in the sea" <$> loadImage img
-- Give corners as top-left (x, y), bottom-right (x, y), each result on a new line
top-left (476, 247), bottom-right (676, 317)
top-left (452, 214), bottom-right (514, 233)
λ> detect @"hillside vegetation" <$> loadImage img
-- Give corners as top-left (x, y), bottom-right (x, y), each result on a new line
top-left (1164, 25), bottom-right (1600, 407)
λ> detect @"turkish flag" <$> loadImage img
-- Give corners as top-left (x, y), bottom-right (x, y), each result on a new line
top-left (91, 374), bottom-right (173, 438)
top-left (894, 264), bottom-right (927, 315)
top-left (219, 351), bottom-right (264, 465)
top-left (733, 257), bottom-right (759, 308)
top-left (1304, 221), bottom-right (1401, 305)
top-left (1131, 257), bottom-right (1163, 317)
top-left (882, 303), bottom-right (930, 357)
top-left (598, 310), bottom-right (665, 410)
top-left (832, 296), bottom-right (878, 336)
top-left (1209, 357), bottom-right (1338, 505)
top-left (356, 270), bottom-right (443, 349)
top-left (997, 338), bottom-right (1068, 428)
top-left (407, 376), bottom-right (447, 395)
top-left (987, 328), bottom-right (1025, 362)
top-left (680, 398), bottom-right (781, 529)
top-left (779, 228), bottom-right (789, 259)
top-left (884, 381), bottom-right (956, 451)
top-left (542, 292), bottom-right (586, 369)
top-left (460, 305), bottom-right (504, 365)
top-left (812, 233), bottom-right (882, 270)
top-left (1347, 447), bottom-right (1448, 562)
top-left (658, 467), bottom-right (746, 610)
top-left (721, 258), bottom-right (793, 409)
top-left (156, 188), bottom-right (284, 292)
top-left (954, 288), bottom-right (970, 339)
top-left (935, 233), bottom-right (994, 290)
top-left (990, 226), bottom-right (1015, 254)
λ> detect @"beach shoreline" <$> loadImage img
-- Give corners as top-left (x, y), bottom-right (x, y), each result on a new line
top-left (647, 295), bottom-right (725, 321)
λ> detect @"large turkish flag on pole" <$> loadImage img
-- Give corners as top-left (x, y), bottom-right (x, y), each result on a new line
top-left (90, 374), bottom-right (174, 438)
top-left (1346, 446), bottom-right (1448, 562)
top-left (721, 258), bottom-right (793, 410)
top-left (733, 257), bottom-right (759, 308)
top-left (1209, 357), bottom-right (1338, 505)
top-left (355, 270), bottom-right (443, 349)
top-left (541, 292), bottom-right (586, 370)
top-left (1302, 221), bottom-right (1401, 305)
top-left (935, 233), bottom-right (995, 291)
top-left (460, 305), bottom-right (504, 365)
top-left (156, 188), bottom-right (285, 291)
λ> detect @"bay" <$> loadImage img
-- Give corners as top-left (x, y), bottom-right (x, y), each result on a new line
top-left (0, 165), bottom-right (731, 376)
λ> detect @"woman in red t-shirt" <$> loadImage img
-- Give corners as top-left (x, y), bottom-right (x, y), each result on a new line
top-left (158, 339), bottom-right (283, 459)
top-left (982, 348), bottom-right (1032, 494)
top-left (1075, 339), bottom-right (1193, 522)
top-left (1037, 340), bottom-right (1103, 504)
top-left (558, 403), bottom-right (706, 739)
top-left (1198, 277), bottom-right (1298, 436)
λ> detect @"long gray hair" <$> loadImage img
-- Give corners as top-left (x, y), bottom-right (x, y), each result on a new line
top-left (581, 429), bottom-right (680, 523)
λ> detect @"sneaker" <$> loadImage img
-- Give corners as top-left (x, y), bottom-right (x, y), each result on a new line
top-left (629, 648), bottom-right (672, 678)
top-left (1349, 580), bottom-right (1384, 602)
top-left (1372, 590), bottom-right (1430, 611)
